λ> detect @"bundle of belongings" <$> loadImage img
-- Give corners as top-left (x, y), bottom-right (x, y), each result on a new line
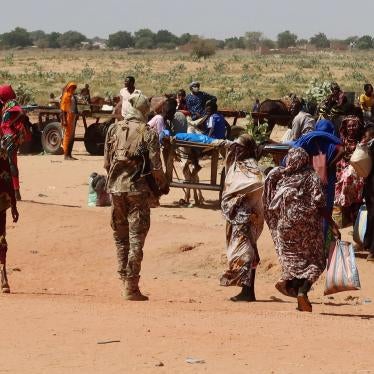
top-left (88, 172), bottom-right (111, 207)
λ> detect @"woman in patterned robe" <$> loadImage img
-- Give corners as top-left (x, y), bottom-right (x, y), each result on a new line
top-left (263, 148), bottom-right (340, 312)
top-left (0, 144), bottom-right (19, 293)
top-left (0, 85), bottom-right (26, 201)
top-left (334, 115), bottom-right (364, 224)
top-left (220, 134), bottom-right (264, 302)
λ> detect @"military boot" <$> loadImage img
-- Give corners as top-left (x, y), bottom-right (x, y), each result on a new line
top-left (123, 276), bottom-right (148, 301)
top-left (0, 264), bottom-right (10, 293)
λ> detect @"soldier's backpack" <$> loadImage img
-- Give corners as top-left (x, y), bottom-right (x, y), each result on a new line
top-left (110, 120), bottom-right (148, 161)
top-left (108, 120), bottom-right (169, 197)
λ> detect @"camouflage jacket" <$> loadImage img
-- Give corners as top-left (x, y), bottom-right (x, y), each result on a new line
top-left (104, 120), bottom-right (164, 194)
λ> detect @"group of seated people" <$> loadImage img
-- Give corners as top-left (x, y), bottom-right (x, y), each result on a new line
top-left (119, 77), bottom-right (229, 141)
top-left (148, 81), bottom-right (229, 141)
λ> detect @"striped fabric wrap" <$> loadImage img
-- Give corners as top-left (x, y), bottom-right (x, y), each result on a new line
top-left (324, 240), bottom-right (361, 295)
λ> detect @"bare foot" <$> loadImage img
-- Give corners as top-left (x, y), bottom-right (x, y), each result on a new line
top-left (297, 294), bottom-right (312, 312)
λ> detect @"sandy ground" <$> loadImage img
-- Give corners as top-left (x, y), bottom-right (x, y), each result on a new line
top-left (1, 139), bottom-right (374, 374)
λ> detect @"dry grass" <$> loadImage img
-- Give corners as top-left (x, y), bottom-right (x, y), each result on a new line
top-left (1, 48), bottom-right (374, 108)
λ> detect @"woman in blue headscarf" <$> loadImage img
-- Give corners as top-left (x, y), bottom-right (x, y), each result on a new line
top-left (291, 120), bottom-right (344, 239)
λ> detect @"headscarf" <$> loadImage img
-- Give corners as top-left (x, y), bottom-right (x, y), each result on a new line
top-left (284, 147), bottom-right (310, 174)
top-left (0, 85), bottom-right (16, 104)
top-left (0, 85), bottom-right (22, 129)
top-left (263, 148), bottom-right (322, 227)
top-left (291, 119), bottom-right (341, 163)
top-left (222, 135), bottom-right (264, 224)
top-left (316, 119), bottom-right (335, 135)
top-left (124, 92), bottom-right (150, 123)
top-left (339, 115), bottom-right (364, 159)
top-left (60, 82), bottom-right (77, 112)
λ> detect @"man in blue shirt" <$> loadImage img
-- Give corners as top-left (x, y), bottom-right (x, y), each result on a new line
top-left (204, 100), bottom-right (228, 139)
top-left (186, 81), bottom-right (216, 120)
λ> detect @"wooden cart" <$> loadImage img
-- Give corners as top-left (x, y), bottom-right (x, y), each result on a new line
top-left (22, 105), bottom-right (116, 155)
top-left (163, 138), bottom-right (224, 194)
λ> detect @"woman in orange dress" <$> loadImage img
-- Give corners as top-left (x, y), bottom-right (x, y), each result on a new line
top-left (60, 82), bottom-right (78, 160)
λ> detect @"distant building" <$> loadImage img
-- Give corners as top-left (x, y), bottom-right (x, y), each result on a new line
top-left (92, 41), bottom-right (107, 50)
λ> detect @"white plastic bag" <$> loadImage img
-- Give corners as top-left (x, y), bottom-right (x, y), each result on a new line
top-left (350, 143), bottom-right (372, 178)
top-left (324, 240), bottom-right (361, 296)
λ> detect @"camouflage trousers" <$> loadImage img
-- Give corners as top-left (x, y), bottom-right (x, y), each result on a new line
top-left (110, 192), bottom-right (150, 280)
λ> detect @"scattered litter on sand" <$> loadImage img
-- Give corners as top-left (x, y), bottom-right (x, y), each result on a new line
top-left (97, 340), bottom-right (121, 345)
top-left (186, 357), bottom-right (205, 364)
top-left (345, 295), bottom-right (359, 302)
top-left (179, 243), bottom-right (203, 252)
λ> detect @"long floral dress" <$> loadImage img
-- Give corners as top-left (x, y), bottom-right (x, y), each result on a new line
top-left (263, 148), bottom-right (326, 288)
top-left (334, 116), bottom-right (364, 216)
top-left (220, 145), bottom-right (264, 287)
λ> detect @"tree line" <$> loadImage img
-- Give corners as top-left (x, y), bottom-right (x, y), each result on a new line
top-left (1, 27), bottom-right (374, 51)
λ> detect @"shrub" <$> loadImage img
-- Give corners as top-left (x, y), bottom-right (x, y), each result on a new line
top-left (58, 31), bottom-right (87, 48)
top-left (310, 33), bottom-right (330, 49)
top-left (305, 79), bottom-right (331, 104)
top-left (189, 37), bottom-right (216, 59)
top-left (108, 31), bottom-right (134, 49)
top-left (14, 83), bottom-right (37, 105)
top-left (0, 27), bottom-right (32, 48)
top-left (277, 30), bottom-right (298, 49)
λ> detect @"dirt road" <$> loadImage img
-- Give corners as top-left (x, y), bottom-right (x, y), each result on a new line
top-left (1, 151), bottom-right (373, 374)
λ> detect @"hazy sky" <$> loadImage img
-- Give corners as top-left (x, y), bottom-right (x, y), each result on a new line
top-left (0, 0), bottom-right (370, 40)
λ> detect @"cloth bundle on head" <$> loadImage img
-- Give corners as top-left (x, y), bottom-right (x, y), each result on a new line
top-left (60, 82), bottom-right (77, 112)
top-left (124, 92), bottom-right (150, 123)
top-left (235, 133), bottom-right (256, 148)
top-left (0, 85), bottom-right (21, 120)
top-left (226, 134), bottom-right (257, 163)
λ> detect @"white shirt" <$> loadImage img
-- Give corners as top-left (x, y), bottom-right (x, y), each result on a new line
top-left (120, 88), bottom-right (141, 118)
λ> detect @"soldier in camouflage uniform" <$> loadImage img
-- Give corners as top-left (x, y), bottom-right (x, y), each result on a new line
top-left (104, 93), bottom-right (167, 301)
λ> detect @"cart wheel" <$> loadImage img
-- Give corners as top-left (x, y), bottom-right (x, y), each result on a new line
top-left (41, 122), bottom-right (63, 155)
top-left (84, 123), bottom-right (110, 156)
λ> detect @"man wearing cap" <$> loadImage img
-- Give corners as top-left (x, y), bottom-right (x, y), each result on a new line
top-left (186, 81), bottom-right (216, 120)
